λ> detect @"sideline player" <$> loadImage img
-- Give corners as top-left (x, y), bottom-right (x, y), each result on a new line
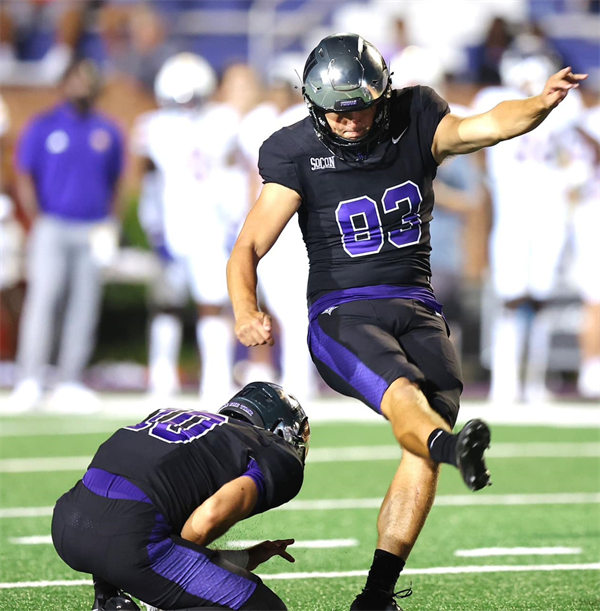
top-left (52, 381), bottom-right (310, 610)
top-left (237, 53), bottom-right (318, 402)
top-left (472, 45), bottom-right (583, 404)
top-left (8, 59), bottom-right (123, 414)
top-left (133, 53), bottom-right (249, 403)
top-left (570, 105), bottom-right (600, 399)
top-left (227, 33), bottom-right (586, 610)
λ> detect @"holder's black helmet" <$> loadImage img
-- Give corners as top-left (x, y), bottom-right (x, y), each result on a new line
top-left (219, 382), bottom-right (310, 463)
top-left (302, 33), bottom-right (392, 161)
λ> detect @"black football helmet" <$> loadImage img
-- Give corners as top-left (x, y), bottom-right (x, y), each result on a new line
top-left (218, 382), bottom-right (310, 463)
top-left (302, 33), bottom-right (392, 161)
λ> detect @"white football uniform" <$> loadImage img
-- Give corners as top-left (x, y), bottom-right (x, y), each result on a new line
top-left (571, 107), bottom-right (600, 304)
top-left (238, 102), bottom-right (318, 400)
top-left (472, 87), bottom-right (583, 301)
top-left (133, 103), bottom-right (247, 305)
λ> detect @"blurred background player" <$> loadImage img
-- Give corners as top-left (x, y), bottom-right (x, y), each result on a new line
top-left (237, 53), bottom-right (319, 403)
top-left (133, 53), bottom-right (257, 403)
top-left (6, 58), bottom-right (124, 414)
top-left (132, 52), bottom-right (215, 400)
top-left (389, 45), bottom-right (484, 357)
top-left (570, 105), bottom-right (600, 399)
top-left (0, 94), bottom-right (26, 366)
top-left (472, 36), bottom-right (584, 404)
top-left (52, 381), bottom-right (310, 611)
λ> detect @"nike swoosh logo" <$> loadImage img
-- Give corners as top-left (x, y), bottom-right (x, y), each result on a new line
top-left (392, 127), bottom-right (408, 145)
top-left (429, 430), bottom-right (444, 448)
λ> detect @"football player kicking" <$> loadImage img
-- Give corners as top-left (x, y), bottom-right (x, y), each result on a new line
top-left (51, 382), bottom-right (310, 610)
top-left (227, 33), bottom-right (586, 610)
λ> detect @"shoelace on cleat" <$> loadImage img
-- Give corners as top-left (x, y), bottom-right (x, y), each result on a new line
top-left (393, 585), bottom-right (413, 600)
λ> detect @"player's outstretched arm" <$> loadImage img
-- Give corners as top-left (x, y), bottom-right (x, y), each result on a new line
top-left (180, 475), bottom-right (259, 547)
top-left (227, 182), bottom-right (301, 347)
top-left (432, 67), bottom-right (588, 162)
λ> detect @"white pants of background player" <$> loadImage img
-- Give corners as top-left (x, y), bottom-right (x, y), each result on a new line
top-left (571, 196), bottom-right (600, 398)
top-left (258, 221), bottom-right (318, 404)
top-left (488, 185), bottom-right (569, 403)
top-left (148, 243), bottom-right (234, 404)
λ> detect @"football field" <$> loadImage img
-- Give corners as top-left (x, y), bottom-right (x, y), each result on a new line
top-left (0, 394), bottom-right (599, 610)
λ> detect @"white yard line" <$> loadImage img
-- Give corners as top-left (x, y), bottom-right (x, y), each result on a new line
top-left (0, 506), bottom-right (54, 518)
top-left (263, 563), bottom-right (600, 580)
top-left (1, 442), bottom-right (599, 473)
top-left (307, 442), bottom-right (600, 462)
top-left (0, 579), bottom-right (92, 589)
top-left (454, 547), bottom-right (583, 557)
top-left (0, 456), bottom-right (90, 472)
top-left (225, 538), bottom-right (358, 549)
top-left (1, 563), bottom-right (598, 589)
top-left (2, 492), bottom-right (599, 520)
top-left (0, 393), bottom-right (599, 427)
top-left (281, 492), bottom-right (600, 510)
top-left (8, 536), bottom-right (359, 549)
top-left (9, 535), bottom-right (52, 545)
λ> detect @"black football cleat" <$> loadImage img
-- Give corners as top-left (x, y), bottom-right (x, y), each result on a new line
top-left (350, 586), bottom-right (412, 610)
top-left (102, 593), bottom-right (140, 610)
top-left (92, 578), bottom-right (118, 611)
top-left (456, 419), bottom-right (492, 491)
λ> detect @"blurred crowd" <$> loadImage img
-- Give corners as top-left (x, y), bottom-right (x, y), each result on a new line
top-left (0, 0), bottom-right (599, 413)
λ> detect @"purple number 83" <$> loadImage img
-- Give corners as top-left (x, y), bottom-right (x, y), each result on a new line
top-left (335, 181), bottom-right (422, 257)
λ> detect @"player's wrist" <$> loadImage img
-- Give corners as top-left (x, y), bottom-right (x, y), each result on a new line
top-left (216, 549), bottom-right (250, 569)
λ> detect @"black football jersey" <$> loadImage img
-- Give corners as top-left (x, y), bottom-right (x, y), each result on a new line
top-left (89, 409), bottom-right (303, 532)
top-left (258, 86), bottom-right (450, 304)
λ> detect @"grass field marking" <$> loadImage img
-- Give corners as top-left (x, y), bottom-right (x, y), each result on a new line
top-left (307, 442), bottom-right (600, 462)
top-left (0, 424), bottom-right (117, 438)
top-left (2, 563), bottom-right (599, 590)
top-left (224, 539), bottom-right (359, 549)
top-left (261, 562), bottom-right (600, 580)
top-left (0, 579), bottom-right (91, 589)
top-left (7, 536), bottom-right (360, 549)
top-left (432, 492), bottom-right (600, 506)
top-left (0, 394), bottom-right (598, 427)
top-left (2, 492), bottom-right (599, 519)
top-left (9, 535), bottom-right (53, 545)
top-left (280, 492), bottom-right (600, 511)
top-left (487, 442), bottom-right (600, 458)
top-left (0, 506), bottom-right (54, 518)
top-left (454, 547), bottom-right (583, 557)
top-left (2, 442), bottom-right (599, 473)
top-left (0, 456), bottom-right (90, 473)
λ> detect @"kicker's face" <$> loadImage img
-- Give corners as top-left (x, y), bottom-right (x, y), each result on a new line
top-left (325, 105), bottom-right (378, 141)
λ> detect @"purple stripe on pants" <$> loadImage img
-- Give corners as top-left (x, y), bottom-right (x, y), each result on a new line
top-left (83, 468), bottom-right (152, 503)
top-left (147, 537), bottom-right (257, 609)
top-left (308, 317), bottom-right (389, 412)
top-left (83, 468), bottom-right (256, 608)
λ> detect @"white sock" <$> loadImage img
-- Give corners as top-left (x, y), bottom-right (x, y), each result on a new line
top-left (279, 330), bottom-right (318, 402)
top-left (489, 308), bottom-right (527, 403)
top-left (148, 314), bottom-right (182, 396)
top-left (578, 356), bottom-right (600, 398)
top-left (196, 316), bottom-right (233, 403)
top-left (524, 310), bottom-right (553, 402)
